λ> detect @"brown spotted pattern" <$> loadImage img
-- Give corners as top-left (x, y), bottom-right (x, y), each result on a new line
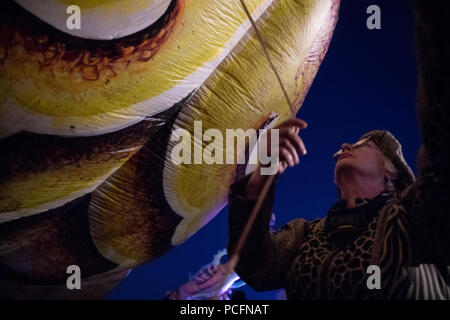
top-left (0, 0), bottom-right (182, 85)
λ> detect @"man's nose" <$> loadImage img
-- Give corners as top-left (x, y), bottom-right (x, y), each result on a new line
top-left (341, 143), bottom-right (353, 151)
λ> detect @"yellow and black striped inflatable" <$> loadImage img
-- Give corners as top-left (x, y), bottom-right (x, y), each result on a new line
top-left (0, 0), bottom-right (339, 298)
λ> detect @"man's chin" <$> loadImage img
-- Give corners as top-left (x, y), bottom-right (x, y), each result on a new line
top-left (334, 161), bottom-right (359, 179)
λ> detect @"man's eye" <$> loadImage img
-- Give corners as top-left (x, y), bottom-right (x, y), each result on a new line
top-left (352, 138), bottom-right (371, 149)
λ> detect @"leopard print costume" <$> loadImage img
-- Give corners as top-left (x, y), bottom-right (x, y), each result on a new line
top-left (227, 0), bottom-right (450, 300)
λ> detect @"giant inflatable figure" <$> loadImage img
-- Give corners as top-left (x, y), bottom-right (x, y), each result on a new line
top-left (0, 0), bottom-right (339, 298)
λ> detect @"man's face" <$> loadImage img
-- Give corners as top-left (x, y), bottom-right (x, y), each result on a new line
top-left (333, 137), bottom-right (386, 181)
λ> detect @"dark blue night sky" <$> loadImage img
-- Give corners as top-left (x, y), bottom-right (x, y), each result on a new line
top-left (108, 0), bottom-right (420, 300)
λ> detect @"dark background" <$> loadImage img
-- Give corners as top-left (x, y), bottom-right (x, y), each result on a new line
top-left (107, 0), bottom-right (420, 300)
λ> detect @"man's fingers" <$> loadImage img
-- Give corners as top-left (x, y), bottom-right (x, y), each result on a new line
top-left (262, 117), bottom-right (308, 175)
top-left (278, 128), bottom-right (307, 155)
top-left (280, 138), bottom-right (300, 164)
top-left (289, 132), bottom-right (307, 155)
top-left (278, 161), bottom-right (288, 174)
top-left (276, 118), bottom-right (307, 130)
top-left (280, 149), bottom-right (295, 167)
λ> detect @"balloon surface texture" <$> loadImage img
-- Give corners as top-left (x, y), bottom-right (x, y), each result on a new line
top-left (0, 0), bottom-right (340, 298)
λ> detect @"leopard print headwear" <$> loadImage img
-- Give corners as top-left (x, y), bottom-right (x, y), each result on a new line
top-left (359, 130), bottom-right (416, 193)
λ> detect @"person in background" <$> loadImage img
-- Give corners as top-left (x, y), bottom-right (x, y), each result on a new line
top-left (164, 249), bottom-right (245, 300)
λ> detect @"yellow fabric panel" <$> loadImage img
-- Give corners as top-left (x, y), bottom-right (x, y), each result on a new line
top-left (0, 145), bottom-right (140, 223)
top-left (88, 0), bottom-right (339, 265)
top-left (164, 0), bottom-right (338, 245)
top-left (1, 0), bottom-right (271, 136)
